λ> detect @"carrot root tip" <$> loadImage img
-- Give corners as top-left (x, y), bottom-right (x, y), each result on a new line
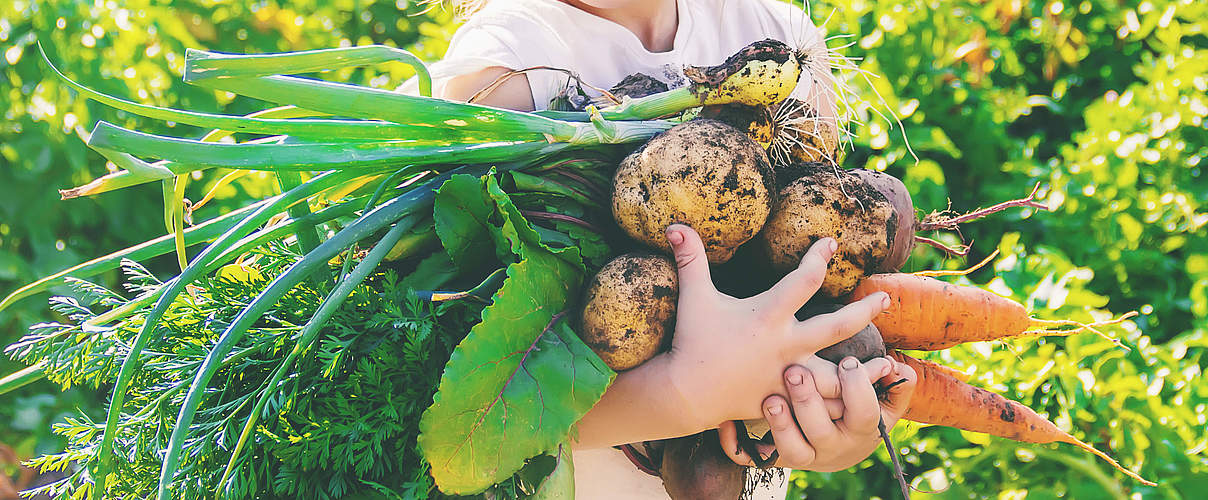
top-left (1026, 311), bottom-right (1139, 349)
top-left (1061, 433), bottom-right (1156, 486)
top-left (912, 249), bottom-right (1000, 278)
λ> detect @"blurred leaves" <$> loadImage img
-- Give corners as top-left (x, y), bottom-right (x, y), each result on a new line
top-left (0, 0), bottom-right (452, 463)
top-left (1, 0), bottom-right (1204, 497)
top-left (790, 0), bottom-right (1206, 497)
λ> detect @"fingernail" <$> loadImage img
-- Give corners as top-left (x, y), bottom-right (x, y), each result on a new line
top-left (879, 292), bottom-right (891, 309)
top-left (842, 357), bottom-right (859, 370)
top-left (667, 229), bottom-right (684, 246)
top-left (828, 238), bottom-right (838, 253)
top-left (788, 372), bottom-right (804, 386)
top-left (767, 403), bottom-right (783, 416)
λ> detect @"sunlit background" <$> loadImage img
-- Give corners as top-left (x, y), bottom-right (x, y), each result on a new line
top-left (0, 0), bottom-right (1204, 498)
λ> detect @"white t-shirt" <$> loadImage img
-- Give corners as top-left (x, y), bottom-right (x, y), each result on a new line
top-left (430, 0), bottom-right (822, 110)
top-left (429, 1), bottom-right (823, 497)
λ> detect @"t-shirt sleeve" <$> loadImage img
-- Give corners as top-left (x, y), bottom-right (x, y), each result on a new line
top-left (409, 23), bottom-right (524, 102)
top-left (399, 13), bottom-right (567, 109)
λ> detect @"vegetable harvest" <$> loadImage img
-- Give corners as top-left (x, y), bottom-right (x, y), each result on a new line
top-left (0, 29), bottom-right (1154, 500)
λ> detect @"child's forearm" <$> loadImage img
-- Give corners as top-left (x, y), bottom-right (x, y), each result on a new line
top-left (570, 355), bottom-right (707, 450)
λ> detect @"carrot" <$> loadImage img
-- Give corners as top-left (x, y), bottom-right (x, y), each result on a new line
top-left (907, 354), bottom-right (972, 383)
top-left (848, 273), bottom-right (1134, 350)
top-left (890, 351), bottom-right (1154, 485)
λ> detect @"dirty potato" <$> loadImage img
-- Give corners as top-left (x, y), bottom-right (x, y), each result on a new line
top-left (759, 163), bottom-right (900, 297)
top-left (578, 253), bottom-right (678, 371)
top-left (612, 119), bottom-right (776, 264)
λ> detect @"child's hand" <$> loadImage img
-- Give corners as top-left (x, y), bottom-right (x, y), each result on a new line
top-left (717, 356), bottom-right (918, 471)
top-left (659, 224), bottom-right (891, 431)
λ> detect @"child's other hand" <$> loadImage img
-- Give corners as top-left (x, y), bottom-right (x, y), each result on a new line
top-left (658, 224), bottom-right (891, 431)
top-left (717, 356), bottom-right (918, 471)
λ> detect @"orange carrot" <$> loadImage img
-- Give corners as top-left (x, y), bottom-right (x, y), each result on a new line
top-left (848, 273), bottom-right (1134, 350)
top-left (891, 351), bottom-right (1154, 485)
top-left (905, 354), bottom-right (972, 383)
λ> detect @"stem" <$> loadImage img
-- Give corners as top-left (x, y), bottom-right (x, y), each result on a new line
top-left (553, 86), bottom-right (703, 121)
top-left (88, 121), bottom-right (571, 171)
top-left (185, 71), bottom-right (581, 141)
top-left (170, 174), bottom-right (189, 271)
top-left (184, 45), bottom-right (433, 97)
top-left (276, 172), bottom-right (321, 254)
top-left (913, 235), bottom-right (971, 256)
top-left (879, 417), bottom-right (910, 500)
top-left (60, 136), bottom-right (286, 199)
top-left (520, 211), bottom-right (604, 234)
top-left (549, 170), bottom-right (608, 200)
top-left (0, 364), bottom-right (45, 396)
top-left (917, 183), bottom-right (1048, 231)
top-left (40, 44), bottom-right (441, 142)
top-left (90, 171), bottom-right (363, 500)
top-left (525, 157), bottom-right (610, 173)
top-left (155, 166), bottom-right (494, 499)
top-left (339, 168), bottom-right (420, 280)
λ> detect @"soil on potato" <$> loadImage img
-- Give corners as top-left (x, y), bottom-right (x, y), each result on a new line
top-left (612, 119), bottom-right (776, 263)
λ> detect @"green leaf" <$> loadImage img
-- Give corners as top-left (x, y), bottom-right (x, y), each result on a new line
top-left (434, 174), bottom-right (498, 270)
top-left (481, 174), bottom-right (583, 271)
top-left (434, 173), bottom-right (585, 272)
top-left (554, 221), bottom-right (611, 270)
top-left (417, 252), bottom-right (612, 494)
top-left (398, 251), bottom-right (461, 293)
top-left (528, 444), bottom-right (575, 500)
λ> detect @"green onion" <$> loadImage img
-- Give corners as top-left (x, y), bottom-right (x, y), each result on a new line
top-left (0, 364), bottom-right (44, 395)
top-left (183, 45), bottom-right (432, 97)
top-left (216, 202), bottom-right (421, 495)
top-left (153, 165), bottom-right (488, 499)
top-left (90, 170), bottom-right (366, 499)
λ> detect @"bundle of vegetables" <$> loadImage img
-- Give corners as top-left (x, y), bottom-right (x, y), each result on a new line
top-left (574, 92), bottom-right (1154, 499)
top-left (0, 39), bottom-right (812, 499)
top-left (0, 34), bottom-right (1152, 500)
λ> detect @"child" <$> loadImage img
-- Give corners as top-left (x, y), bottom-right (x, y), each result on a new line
top-left (427, 1), bottom-right (918, 497)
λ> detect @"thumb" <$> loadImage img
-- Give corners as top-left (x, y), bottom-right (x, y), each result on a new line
top-left (666, 224), bottom-right (715, 298)
top-left (879, 360), bottom-right (917, 422)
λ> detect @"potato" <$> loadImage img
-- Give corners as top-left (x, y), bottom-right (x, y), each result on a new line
top-left (758, 163), bottom-right (902, 297)
top-left (698, 103), bottom-right (775, 149)
top-left (612, 119), bottom-right (776, 264)
top-left (578, 253), bottom-right (678, 371)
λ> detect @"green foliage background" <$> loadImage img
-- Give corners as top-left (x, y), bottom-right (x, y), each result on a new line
top-left (0, 0), bottom-right (1203, 498)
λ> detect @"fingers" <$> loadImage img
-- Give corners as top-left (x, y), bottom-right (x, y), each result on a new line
top-left (861, 357), bottom-right (895, 384)
top-left (837, 357), bottom-right (882, 433)
top-left (878, 360), bottom-right (918, 422)
top-left (801, 357), bottom-right (841, 398)
top-left (762, 395), bottom-right (815, 467)
top-left (666, 224), bottom-right (715, 299)
top-left (717, 420), bottom-right (756, 466)
top-left (786, 367), bottom-right (842, 453)
top-left (755, 238), bottom-right (837, 316)
top-left (791, 292), bottom-right (890, 354)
